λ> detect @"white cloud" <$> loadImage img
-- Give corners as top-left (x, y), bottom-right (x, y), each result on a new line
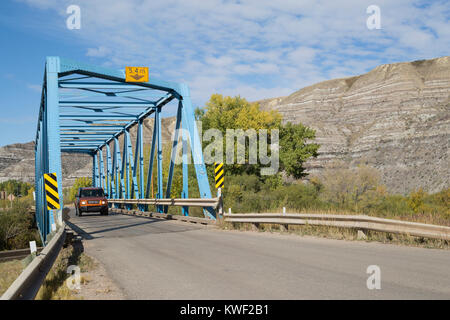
top-left (86, 46), bottom-right (111, 57)
top-left (27, 84), bottom-right (41, 92)
top-left (19, 0), bottom-right (450, 106)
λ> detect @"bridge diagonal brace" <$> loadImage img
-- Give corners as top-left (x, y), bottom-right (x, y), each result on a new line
top-left (99, 148), bottom-right (105, 189)
top-left (145, 114), bottom-right (158, 210)
top-left (114, 137), bottom-right (123, 205)
top-left (106, 144), bottom-right (114, 198)
top-left (181, 112), bottom-right (189, 216)
top-left (178, 84), bottom-right (215, 219)
top-left (164, 100), bottom-right (182, 213)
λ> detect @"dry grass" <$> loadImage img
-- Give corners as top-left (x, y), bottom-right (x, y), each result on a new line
top-left (0, 259), bottom-right (24, 296)
top-left (35, 243), bottom-right (96, 300)
top-left (220, 221), bottom-right (449, 250)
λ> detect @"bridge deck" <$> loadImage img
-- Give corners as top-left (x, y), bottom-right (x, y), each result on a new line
top-left (67, 209), bottom-right (450, 299)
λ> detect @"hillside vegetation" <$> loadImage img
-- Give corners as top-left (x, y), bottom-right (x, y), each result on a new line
top-left (201, 95), bottom-right (449, 226)
top-left (0, 191), bottom-right (41, 251)
top-left (66, 94), bottom-right (449, 226)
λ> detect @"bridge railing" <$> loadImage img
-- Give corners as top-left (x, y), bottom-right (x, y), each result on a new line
top-left (110, 207), bottom-right (216, 225)
top-left (223, 213), bottom-right (450, 241)
top-left (108, 197), bottom-right (220, 208)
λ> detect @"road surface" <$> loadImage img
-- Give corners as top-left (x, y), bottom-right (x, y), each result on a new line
top-left (67, 209), bottom-right (450, 299)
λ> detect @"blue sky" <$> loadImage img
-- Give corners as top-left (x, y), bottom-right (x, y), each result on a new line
top-left (0, 0), bottom-right (448, 146)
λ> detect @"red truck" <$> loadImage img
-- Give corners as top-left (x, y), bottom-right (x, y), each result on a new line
top-left (75, 187), bottom-right (108, 216)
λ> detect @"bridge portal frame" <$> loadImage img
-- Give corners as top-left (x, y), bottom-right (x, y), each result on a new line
top-left (35, 57), bottom-right (214, 243)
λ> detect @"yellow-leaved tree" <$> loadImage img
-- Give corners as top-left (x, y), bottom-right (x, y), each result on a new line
top-left (198, 94), bottom-right (319, 178)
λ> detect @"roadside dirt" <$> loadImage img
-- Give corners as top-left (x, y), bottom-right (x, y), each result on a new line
top-left (73, 252), bottom-right (126, 300)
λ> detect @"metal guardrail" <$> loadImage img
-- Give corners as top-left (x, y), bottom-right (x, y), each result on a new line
top-left (111, 208), bottom-right (216, 225)
top-left (108, 197), bottom-right (220, 208)
top-left (224, 213), bottom-right (450, 240)
top-left (0, 224), bottom-right (66, 300)
top-left (0, 247), bottom-right (44, 263)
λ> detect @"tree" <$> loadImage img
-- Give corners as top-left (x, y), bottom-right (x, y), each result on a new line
top-left (408, 188), bottom-right (427, 214)
top-left (319, 162), bottom-right (381, 209)
top-left (194, 107), bottom-right (205, 121)
top-left (279, 122), bottom-right (319, 178)
top-left (198, 94), bottom-right (319, 178)
top-left (201, 94), bottom-right (281, 132)
top-left (0, 200), bottom-right (40, 250)
top-left (0, 179), bottom-right (33, 197)
top-left (199, 94), bottom-right (281, 176)
top-left (68, 177), bottom-right (92, 202)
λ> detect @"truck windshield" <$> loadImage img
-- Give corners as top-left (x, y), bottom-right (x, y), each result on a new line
top-left (80, 189), bottom-right (104, 197)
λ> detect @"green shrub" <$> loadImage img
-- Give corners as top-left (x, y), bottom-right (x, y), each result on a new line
top-left (408, 188), bottom-right (426, 213)
top-left (0, 180), bottom-right (33, 197)
top-left (219, 166), bottom-right (449, 226)
top-left (0, 199), bottom-right (41, 250)
top-left (67, 177), bottom-right (92, 203)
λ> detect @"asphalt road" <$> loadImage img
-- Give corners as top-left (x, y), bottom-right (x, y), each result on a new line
top-left (67, 209), bottom-right (450, 299)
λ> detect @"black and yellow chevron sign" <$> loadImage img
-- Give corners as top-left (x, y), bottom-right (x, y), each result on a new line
top-left (44, 173), bottom-right (60, 210)
top-left (214, 162), bottom-right (224, 189)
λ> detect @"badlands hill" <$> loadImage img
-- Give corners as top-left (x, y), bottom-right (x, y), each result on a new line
top-left (0, 117), bottom-right (177, 188)
top-left (259, 56), bottom-right (450, 194)
top-left (0, 56), bottom-right (448, 194)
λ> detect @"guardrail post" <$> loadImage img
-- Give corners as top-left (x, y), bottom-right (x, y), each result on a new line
top-left (217, 187), bottom-right (223, 218)
top-left (251, 223), bottom-right (259, 231)
top-left (357, 230), bottom-right (367, 240)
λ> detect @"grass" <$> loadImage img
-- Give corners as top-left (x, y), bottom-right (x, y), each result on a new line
top-left (35, 242), bottom-right (96, 300)
top-left (0, 259), bottom-right (24, 296)
top-left (221, 170), bottom-right (449, 227)
top-left (219, 220), bottom-right (450, 250)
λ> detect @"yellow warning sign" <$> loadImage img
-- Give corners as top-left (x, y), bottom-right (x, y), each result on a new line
top-left (125, 66), bottom-right (149, 82)
top-left (44, 173), bottom-right (60, 210)
top-left (214, 162), bottom-right (224, 189)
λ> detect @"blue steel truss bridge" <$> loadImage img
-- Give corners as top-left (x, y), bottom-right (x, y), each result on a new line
top-left (35, 57), bottom-right (217, 243)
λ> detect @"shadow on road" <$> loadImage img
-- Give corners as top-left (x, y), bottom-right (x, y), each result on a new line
top-left (65, 217), bottom-right (161, 240)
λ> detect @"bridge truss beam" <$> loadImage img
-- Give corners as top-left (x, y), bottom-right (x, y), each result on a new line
top-left (35, 57), bottom-right (215, 243)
